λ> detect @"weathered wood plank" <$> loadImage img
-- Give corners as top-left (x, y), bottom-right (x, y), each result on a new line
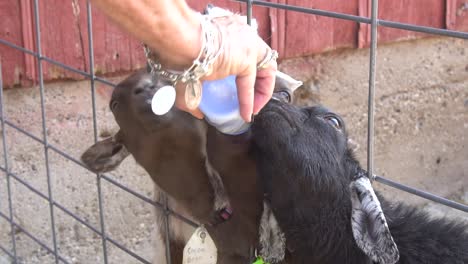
top-left (359, 0), bottom-right (446, 48)
top-left (0, 0), bottom-right (25, 87)
top-left (271, 0), bottom-right (359, 58)
top-left (447, 0), bottom-right (468, 31)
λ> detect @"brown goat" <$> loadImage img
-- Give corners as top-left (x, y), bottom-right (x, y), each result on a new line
top-left (81, 69), bottom-right (301, 263)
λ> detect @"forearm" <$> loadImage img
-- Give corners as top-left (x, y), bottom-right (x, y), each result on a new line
top-left (91, 0), bottom-right (201, 69)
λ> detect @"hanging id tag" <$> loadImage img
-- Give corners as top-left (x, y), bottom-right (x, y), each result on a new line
top-left (151, 85), bottom-right (176, 115)
top-left (182, 226), bottom-right (217, 264)
top-left (184, 80), bottom-right (203, 110)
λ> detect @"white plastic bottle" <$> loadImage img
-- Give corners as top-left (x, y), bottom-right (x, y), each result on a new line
top-left (199, 75), bottom-right (250, 135)
top-left (151, 71), bottom-right (302, 136)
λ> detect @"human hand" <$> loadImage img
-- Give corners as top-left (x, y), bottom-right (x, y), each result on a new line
top-left (174, 15), bottom-right (277, 122)
top-left (89, 0), bottom-right (274, 121)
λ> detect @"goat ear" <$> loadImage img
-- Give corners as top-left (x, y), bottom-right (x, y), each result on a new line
top-left (259, 201), bottom-right (286, 263)
top-left (275, 71), bottom-right (303, 93)
top-left (350, 176), bottom-right (400, 264)
top-left (81, 131), bottom-right (129, 173)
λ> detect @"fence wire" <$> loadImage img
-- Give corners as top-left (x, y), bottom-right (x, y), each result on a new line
top-left (0, 0), bottom-right (467, 263)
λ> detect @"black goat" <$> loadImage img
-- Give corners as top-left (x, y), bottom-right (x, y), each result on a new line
top-left (252, 100), bottom-right (468, 264)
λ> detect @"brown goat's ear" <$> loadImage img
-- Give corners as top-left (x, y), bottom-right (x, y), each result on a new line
top-left (350, 177), bottom-right (400, 264)
top-left (259, 201), bottom-right (286, 263)
top-left (81, 131), bottom-right (129, 173)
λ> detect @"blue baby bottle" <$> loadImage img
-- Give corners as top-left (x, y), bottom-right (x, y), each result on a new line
top-left (199, 75), bottom-right (250, 135)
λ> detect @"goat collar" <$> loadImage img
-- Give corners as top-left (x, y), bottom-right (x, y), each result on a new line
top-left (353, 168), bottom-right (371, 181)
top-left (208, 206), bottom-right (233, 227)
top-left (219, 206), bottom-right (233, 221)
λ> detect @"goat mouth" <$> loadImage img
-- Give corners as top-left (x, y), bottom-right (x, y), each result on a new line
top-left (255, 107), bottom-right (296, 131)
top-left (267, 99), bottom-right (295, 118)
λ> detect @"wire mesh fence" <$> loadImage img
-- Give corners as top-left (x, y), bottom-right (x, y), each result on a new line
top-left (0, 0), bottom-right (467, 263)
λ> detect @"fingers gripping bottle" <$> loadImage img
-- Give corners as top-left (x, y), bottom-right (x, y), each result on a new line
top-left (151, 71), bottom-right (302, 135)
top-left (149, 66), bottom-right (251, 135)
top-left (198, 5), bottom-right (255, 135)
top-left (150, 75), bottom-right (249, 135)
top-left (151, 6), bottom-right (273, 135)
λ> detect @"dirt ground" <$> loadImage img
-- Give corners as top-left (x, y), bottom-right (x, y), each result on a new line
top-left (0, 36), bottom-right (467, 263)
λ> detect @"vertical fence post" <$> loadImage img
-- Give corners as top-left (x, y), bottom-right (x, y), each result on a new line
top-left (162, 194), bottom-right (172, 264)
top-left (367, 0), bottom-right (379, 180)
top-left (0, 61), bottom-right (18, 263)
top-left (86, 2), bottom-right (109, 263)
top-left (245, 1), bottom-right (255, 261)
top-left (32, 0), bottom-right (60, 262)
top-left (246, 0), bottom-right (253, 26)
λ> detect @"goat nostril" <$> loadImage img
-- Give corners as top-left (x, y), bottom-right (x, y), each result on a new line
top-left (110, 100), bottom-right (119, 110)
top-left (273, 91), bottom-right (291, 103)
top-left (111, 144), bottom-right (123, 155)
top-left (134, 88), bottom-right (144, 95)
top-left (280, 91), bottom-right (291, 102)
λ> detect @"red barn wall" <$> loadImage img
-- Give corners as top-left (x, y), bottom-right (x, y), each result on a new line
top-left (0, 0), bottom-right (25, 87)
top-left (359, 0), bottom-right (446, 47)
top-left (0, 0), bottom-right (465, 88)
top-left (270, 0), bottom-right (359, 58)
top-left (447, 0), bottom-right (468, 31)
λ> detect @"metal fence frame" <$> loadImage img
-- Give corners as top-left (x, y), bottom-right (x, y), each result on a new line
top-left (0, 0), bottom-right (467, 263)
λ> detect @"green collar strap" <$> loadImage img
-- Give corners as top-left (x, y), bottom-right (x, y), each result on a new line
top-left (253, 256), bottom-right (270, 264)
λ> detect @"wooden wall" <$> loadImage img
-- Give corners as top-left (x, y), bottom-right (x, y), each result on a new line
top-left (0, 0), bottom-right (466, 87)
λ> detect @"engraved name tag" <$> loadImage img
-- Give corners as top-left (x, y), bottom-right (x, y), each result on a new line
top-left (182, 226), bottom-right (217, 264)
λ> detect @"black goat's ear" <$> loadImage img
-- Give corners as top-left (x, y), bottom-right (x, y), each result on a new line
top-left (350, 177), bottom-right (400, 264)
top-left (275, 71), bottom-right (303, 94)
top-left (81, 130), bottom-right (129, 173)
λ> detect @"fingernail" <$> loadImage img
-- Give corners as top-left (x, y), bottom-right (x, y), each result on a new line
top-left (243, 113), bottom-right (252, 123)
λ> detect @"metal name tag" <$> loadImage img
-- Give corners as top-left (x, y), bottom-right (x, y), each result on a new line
top-left (184, 80), bottom-right (203, 110)
top-left (182, 226), bottom-right (217, 264)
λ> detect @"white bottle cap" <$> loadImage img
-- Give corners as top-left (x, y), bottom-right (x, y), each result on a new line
top-left (151, 85), bottom-right (176, 115)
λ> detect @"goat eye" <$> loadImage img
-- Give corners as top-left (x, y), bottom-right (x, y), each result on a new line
top-left (133, 87), bottom-right (144, 95)
top-left (110, 100), bottom-right (119, 110)
top-left (278, 91), bottom-right (291, 102)
top-left (325, 116), bottom-right (341, 130)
